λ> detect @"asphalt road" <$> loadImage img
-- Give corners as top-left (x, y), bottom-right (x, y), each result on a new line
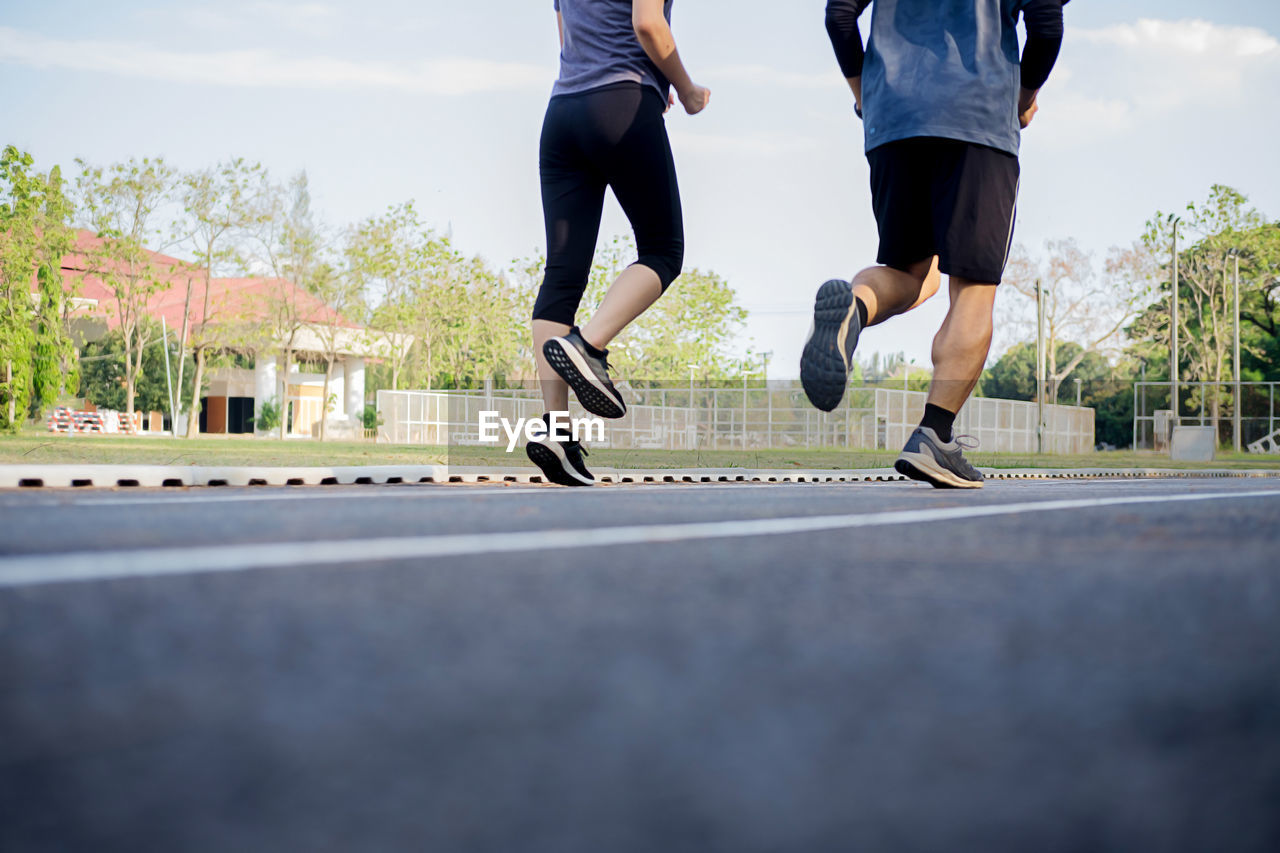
top-left (3, 478), bottom-right (1280, 852)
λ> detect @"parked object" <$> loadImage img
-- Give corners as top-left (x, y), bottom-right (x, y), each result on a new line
top-left (1170, 426), bottom-right (1216, 462)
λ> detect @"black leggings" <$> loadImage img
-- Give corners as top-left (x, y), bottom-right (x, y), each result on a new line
top-left (533, 83), bottom-right (684, 325)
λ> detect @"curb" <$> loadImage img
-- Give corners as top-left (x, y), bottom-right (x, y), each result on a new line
top-left (2, 464), bottom-right (1279, 489)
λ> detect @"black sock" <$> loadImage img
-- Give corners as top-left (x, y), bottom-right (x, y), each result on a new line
top-left (855, 297), bottom-right (868, 328)
top-left (573, 326), bottom-right (607, 358)
top-left (920, 404), bottom-right (956, 443)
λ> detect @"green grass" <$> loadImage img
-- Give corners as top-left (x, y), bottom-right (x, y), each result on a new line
top-left (3, 426), bottom-right (1279, 470)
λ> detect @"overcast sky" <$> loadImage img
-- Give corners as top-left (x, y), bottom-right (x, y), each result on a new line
top-left (3, 0), bottom-right (1278, 377)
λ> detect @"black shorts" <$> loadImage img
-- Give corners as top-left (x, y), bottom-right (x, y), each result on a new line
top-left (867, 137), bottom-right (1020, 284)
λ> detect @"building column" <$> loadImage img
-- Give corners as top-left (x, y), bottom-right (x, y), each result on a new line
top-left (344, 357), bottom-right (365, 424)
top-left (254, 355), bottom-right (277, 435)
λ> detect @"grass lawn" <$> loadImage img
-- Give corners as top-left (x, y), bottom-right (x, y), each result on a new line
top-left (3, 426), bottom-right (1279, 470)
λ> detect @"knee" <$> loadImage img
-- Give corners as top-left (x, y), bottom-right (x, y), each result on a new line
top-left (637, 236), bottom-right (683, 291)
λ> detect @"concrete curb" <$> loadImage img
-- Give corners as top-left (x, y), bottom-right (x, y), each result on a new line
top-left (2, 464), bottom-right (1279, 489)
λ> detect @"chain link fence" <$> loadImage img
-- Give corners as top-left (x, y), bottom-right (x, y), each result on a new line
top-left (1133, 380), bottom-right (1280, 452)
top-left (378, 382), bottom-right (1094, 454)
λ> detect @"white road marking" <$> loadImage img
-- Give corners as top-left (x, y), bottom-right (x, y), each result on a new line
top-left (2, 488), bottom-right (1278, 588)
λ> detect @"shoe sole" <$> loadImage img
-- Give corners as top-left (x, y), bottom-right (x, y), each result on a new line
top-left (526, 440), bottom-right (594, 487)
top-left (800, 280), bottom-right (858, 412)
top-left (544, 338), bottom-right (627, 420)
top-left (894, 450), bottom-right (984, 490)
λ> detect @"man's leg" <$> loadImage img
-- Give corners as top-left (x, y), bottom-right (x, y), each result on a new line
top-left (852, 256), bottom-right (941, 326)
top-left (800, 257), bottom-right (939, 411)
top-left (927, 277), bottom-right (998, 414)
top-left (893, 276), bottom-right (996, 489)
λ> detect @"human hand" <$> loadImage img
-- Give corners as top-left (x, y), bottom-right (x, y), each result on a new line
top-left (1018, 88), bottom-right (1039, 129)
top-left (679, 84), bottom-right (711, 115)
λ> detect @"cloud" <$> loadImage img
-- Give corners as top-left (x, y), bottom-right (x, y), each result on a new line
top-left (0, 25), bottom-right (550, 95)
top-left (1077, 18), bottom-right (1279, 58)
top-left (1035, 18), bottom-right (1280, 147)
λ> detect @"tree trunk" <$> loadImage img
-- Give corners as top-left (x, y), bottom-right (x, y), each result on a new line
top-left (176, 276), bottom-right (193, 423)
top-left (279, 349), bottom-right (292, 440)
top-left (5, 360), bottom-right (13, 427)
top-left (186, 348), bottom-right (206, 439)
top-left (320, 358), bottom-right (333, 442)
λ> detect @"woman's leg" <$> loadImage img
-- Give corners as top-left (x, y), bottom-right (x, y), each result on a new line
top-left (582, 89), bottom-right (683, 352)
top-left (533, 97), bottom-right (607, 413)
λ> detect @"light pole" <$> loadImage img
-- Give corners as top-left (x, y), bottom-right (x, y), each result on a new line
top-left (1074, 377), bottom-right (1082, 409)
top-left (1169, 215), bottom-right (1181, 427)
top-left (688, 363), bottom-right (699, 449)
top-left (1232, 249), bottom-right (1242, 453)
top-left (1036, 277), bottom-right (1045, 454)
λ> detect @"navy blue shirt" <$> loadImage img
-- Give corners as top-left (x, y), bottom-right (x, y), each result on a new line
top-left (552, 0), bottom-right (673, 100)
top-left (828, 1), bottom-right (1064, 156)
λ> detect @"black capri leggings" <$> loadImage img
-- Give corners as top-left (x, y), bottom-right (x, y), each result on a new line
top-left (533, 82), bottom-right (684, 325)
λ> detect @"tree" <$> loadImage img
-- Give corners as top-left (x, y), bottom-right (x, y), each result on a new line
top-left (1128, 186), bottom-right (1273, 428)
top-left (1001, 237), bottom-right (1155, 405)
top-left (1, 147), bottom-right (76, 430)
top-left (310, 261), bottom-right (364, 441)
top-left (80, 324), bottom-right (193, 416)
top-left (346, 202), bottom-right (430, 391)
top-left (250, 171), bottom-right (326, 439)
top-left (511, 235), bottom-right (752, 383)
top-left (75, 157), bottom-right (177, 420)
top-left (983, 341), bottom-right (1137, 447)
top-left (174, 158), bottom-right (267, 438)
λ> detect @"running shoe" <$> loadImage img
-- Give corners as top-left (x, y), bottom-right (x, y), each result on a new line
top-left (801, 279), bottom-right (862, 412)
top-left (894, 427), bottom-right (985, 489)
top-left (526, 415), bottom-right (594, 487)
top-left (543, 328), bottom-right (627, 419)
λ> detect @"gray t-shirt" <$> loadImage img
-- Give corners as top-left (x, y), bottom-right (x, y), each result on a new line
top-left (552, 0), bottom-right (673, 99)
top-left (862, 0), bottom-right (1026, 155)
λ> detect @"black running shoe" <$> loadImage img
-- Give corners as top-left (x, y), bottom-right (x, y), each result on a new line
top-left (543, 328), bottom-right (626, 419)
top-left (801, 279), bottom-right (862, 412)
top-left (526, 415), bottom-right (594, 487)
top-left (894, 427), bottom-right (985, 489)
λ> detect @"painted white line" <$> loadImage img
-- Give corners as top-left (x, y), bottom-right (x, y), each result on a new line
top-left (3, 488), bottom-right (1279, 588)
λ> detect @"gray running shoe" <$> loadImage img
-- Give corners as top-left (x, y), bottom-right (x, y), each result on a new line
top-left (801, 279), bottom-right (862, 412)
top-left (544, 328), bottom-right (627, 419)
top-left (526, 414), bottom-right (594, 487)
top-left (894, 427), bottom-right (985, 489)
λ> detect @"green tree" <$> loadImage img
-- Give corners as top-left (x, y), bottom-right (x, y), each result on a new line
top-left (512, 236), bottom-right (751, 383)
top-left (1, 147), bottom-right (76, 430)
top-left (250, 171), bottom-right (327, 438)
top-left (74, 156), bottom-right (177, 419)
top-left (1128, 185), bottom-right (1273, 428)
top-left (174, 158), bottom-right (267, 437)
top-left (79, 324), bottom-right (194, 416)
top-left (1001, 238), bottom-right (1155, 404)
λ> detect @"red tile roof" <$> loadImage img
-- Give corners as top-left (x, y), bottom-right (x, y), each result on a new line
top-left (50, 230), bottom-right (359, 333)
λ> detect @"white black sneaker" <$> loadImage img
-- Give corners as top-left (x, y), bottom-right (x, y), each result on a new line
top-left (894, 427), bottom-right (985, 489)
top-left (800, 279), bottom-right (862, 412)
top-left (543, 328), bottom-right (627, 419)
top-left (526, 414), bottom-right (594, 487)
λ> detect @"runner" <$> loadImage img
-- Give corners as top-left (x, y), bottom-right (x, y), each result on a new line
top-left (802, 0), bottom-right (1067, 488)
top-left (526, 0), bottom-right (709, 487)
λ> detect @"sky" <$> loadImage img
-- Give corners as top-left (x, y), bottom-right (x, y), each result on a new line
top-left (2, 0), bottom-right (1278, 378)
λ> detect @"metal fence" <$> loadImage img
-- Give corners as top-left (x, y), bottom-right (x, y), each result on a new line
top-left (378, 383), bottom-right (1094, 454)
top-left (1133, 380), bottom-right (1280, 452)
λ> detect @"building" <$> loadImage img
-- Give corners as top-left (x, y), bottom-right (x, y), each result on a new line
top-left (55, 230), bottom-right (408, 437)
